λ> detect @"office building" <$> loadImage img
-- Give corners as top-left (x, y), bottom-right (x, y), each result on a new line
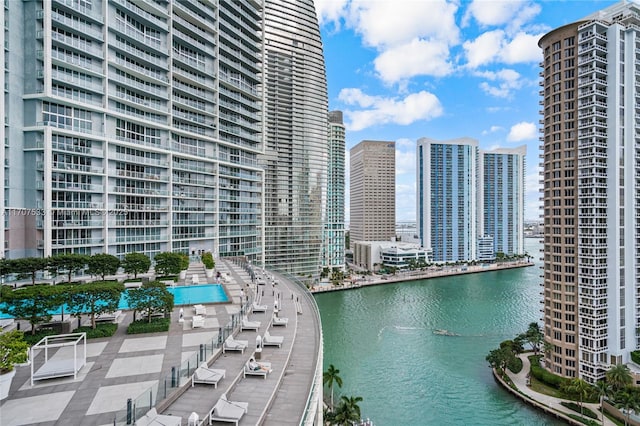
top-left (261, 0), bottom-right (328, 279)
top-left (539, 1), bottom-right (640, 382)
top-left (1, 1), bottom-right (265, 260)
top-left (416, 137), bottom-right (478, 262)
top-left (478, 146), bottom-right (527, 257)
top-left (349, 140), bottom-right (395, 247)
top-left (323, 110), bottom-right (346, 271)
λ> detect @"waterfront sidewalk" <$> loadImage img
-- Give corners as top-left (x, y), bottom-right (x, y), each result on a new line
top-left (504, 354), bottom-right (617, 426)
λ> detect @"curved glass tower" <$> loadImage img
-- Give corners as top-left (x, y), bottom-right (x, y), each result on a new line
top-left (262, 0), bottom-right (329, 279)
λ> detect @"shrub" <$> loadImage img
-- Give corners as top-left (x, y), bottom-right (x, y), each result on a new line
top-left (565, 413), bottom-right (599, 426)
top-left (631, 350), bottom-right (640, 365)
top-left (127, 317), bottom-right (170, 334)
top-left (529, 355), bottom-right (569, 389)
top-left (561, 402), bottom-right (598, 419)
top-left (201, 252), bottom-right (215, 269)
top-left (75, 323), bottom-right (117, 339)
top-left (0, 330), bottom-right (29, 373)
top-left (22, 329), bottom-right (58, 346)
top-left (508, 356), bottom-right (523, 374)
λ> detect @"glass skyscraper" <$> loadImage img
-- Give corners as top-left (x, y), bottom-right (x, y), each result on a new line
top-left (323, 110), bottom-right (345, 271)
top-left (261, 0), bottom-right (328, 279)
top-left (1, 0), bottom-right (263, 260)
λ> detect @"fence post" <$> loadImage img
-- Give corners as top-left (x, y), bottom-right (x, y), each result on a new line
top-left (171, 366), bottom-right (177, 387)
top-left (126, 398), bottom-right (132, 425)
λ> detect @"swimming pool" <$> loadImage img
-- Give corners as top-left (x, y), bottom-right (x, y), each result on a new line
top-left (0, 284), bottom-right (229, 319)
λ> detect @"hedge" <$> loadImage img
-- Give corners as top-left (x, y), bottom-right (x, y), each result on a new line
top-left (529, 355), bottom-right (569, 389)
top-left (561, 401), bottom-right (598, 419)
top-left (127, 318), bottom-right (170, 334)
top-left (75, 323), bottom-right (117, 339)
top-left (631, 350), bottom-right (640, 365)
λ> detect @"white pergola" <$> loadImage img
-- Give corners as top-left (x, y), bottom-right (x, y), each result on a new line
top-left (30, 332), bottom-right (86, 386)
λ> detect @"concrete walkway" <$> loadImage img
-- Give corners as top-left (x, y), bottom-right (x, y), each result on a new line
top-left (0, 259), bottom-right (321, 426)
top-left (505, 353), bottom-right (617, 425)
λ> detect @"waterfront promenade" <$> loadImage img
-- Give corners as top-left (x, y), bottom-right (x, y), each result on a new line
top-left (311, 260), bottom-right (534, 293)
top-left (498, 354), bottom-right (617, 426)
top-left (0, 260), bottom-right (321, 426)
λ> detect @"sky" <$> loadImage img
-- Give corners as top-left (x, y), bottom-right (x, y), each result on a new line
top-left (315, 0), bottom-right (620, 222)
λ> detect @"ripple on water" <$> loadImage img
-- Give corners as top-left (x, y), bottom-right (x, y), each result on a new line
top-left (316, 240), bottom-right (563, 426)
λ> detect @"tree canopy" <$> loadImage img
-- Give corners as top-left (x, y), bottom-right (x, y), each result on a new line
top-left (0, 284), bottom-right (67, 334)
top-left (48, 253), bottom-right (89, 283)
top-left (154, 252), bottom-right (188, 276)
top-left (67, 281), bottom-right (124, 329)
top-left (122, 252), bottom-right (151, 279)
top-left (87, 254), bottom-right (120, 281)
top-left (125, 281), bottom-right (174, 323)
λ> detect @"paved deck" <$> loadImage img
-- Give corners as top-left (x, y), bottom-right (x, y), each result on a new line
top-left (0, 260), bottom-right (321, 426)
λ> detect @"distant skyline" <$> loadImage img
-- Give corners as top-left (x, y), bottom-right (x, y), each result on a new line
top-left (316, 0), bottom-right (619, 221)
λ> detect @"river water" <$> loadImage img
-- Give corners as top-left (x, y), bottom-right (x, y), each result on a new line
top-left (315, 239), bottom-right (563, 425)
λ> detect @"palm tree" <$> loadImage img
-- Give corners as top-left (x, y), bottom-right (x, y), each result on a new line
top-left (323, 364), bottom-right (343, 410)
top-left (332, 395), bottom-right (363, 425)
top-left (594, 380), bottom-right (611, 426)
top-left (606, 364), bottom-right (633, 393)
top-left (564, 378), bottom-right (592, 415)
top-left (615, 390), bottom-right (640, 426)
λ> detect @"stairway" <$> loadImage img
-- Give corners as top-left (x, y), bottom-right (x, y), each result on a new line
top-left (184, 262), bottom-right (207, 285)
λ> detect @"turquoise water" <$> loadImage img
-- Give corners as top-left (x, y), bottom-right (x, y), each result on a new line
top-left (315, 239), bottom-right (562, 425)
top-left (0, 284), bottom-right (228, 318)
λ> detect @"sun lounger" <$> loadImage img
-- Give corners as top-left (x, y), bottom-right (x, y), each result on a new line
top-left (194, 304), bottom-right (207, 315)
top-left (134, 408), bottom-right (181, 426)
top-left (209, 393), bottom-right (248, 426)
top-left (192, 362), bottom-right (225, 388)
top-left (241, 315), bottom-right (261, 331)
top-left (191, 274), bottom-right (199, 285)
top-left (96, 310), bottom-right (122, 323)
top-left (124, 281), bottom-right (142, 289)
top-left (192, 315), bottom-right (205, 328)
top-left (243, 357), bottom-right (272, 379)
top-left (252, 302), bottom-right (267, 313)
top-left (222, 335), bottom-right (248, 354)
top-left (262, 330), bottom-right (284, 348)
top-left (272, 314), bottom-right (288, 327)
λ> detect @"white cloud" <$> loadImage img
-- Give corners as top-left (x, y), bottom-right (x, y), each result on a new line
top-left (463, 30), bottom-right (505, 68)
top-left (315, 0), bottom-right (350, 27)
top-left (339, 89), bottom-right (443, 131)
top-left (396, 182), bottom-right (416, 221)
top-left (464, 30), bottom-right (541, 69)
top-left (396, 146), bottom-right (415, 176)
top-left (501, 32), bottom-right (544, 64)
top-left (476, 69), bottom-right (523, 98)
top-left (525, 167), bottom-right (542, 220)
top-left (374, 39), bottom-right (453, 82)
top-left (481, 125), bottom-right (504, 135)
top-left (507, 122), bottom-right (537, 142)
top-left (464, 0), bottom-right (541, 32)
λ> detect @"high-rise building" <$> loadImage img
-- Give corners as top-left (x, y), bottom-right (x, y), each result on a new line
top-left (416, 137), bottom-right (478, 262)
top-left (349, 140), bottom-right (396, 247)
top-left (478, 146), bottom-right (527, 257)
top-left (261, 0), bottom-right (328, 279)
top-left (539, 1), bottom-right (640, 382)
top-left (323, 110), bottom-right (345, 271)
top-left (1, 1), bottom-right (264, 260)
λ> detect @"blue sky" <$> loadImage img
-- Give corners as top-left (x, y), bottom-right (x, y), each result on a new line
top-left (316, 0), bottom-right (619, 222)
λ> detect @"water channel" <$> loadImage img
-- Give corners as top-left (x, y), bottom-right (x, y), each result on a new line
top-left (315, 239), bottom-right (563, 425)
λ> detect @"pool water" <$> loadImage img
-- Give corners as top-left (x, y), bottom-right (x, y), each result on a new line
top-left (0, 284), bottom-right (229, 319)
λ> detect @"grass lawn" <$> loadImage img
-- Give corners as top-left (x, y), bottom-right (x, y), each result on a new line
top-left (528, 374), bottom-right (565, 398)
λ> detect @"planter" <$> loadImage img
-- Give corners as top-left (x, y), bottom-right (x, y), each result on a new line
top-left (0, 369), bottom-right (15, 400)
top-left (179, 270), bottom-right (187, 280)
top-left (205, 269), bottom-right (214, 279)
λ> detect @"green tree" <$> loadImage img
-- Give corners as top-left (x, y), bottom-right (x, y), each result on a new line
top-left (332, 395), bottom-right (363, 425)
top-left (594, 380), bottom-right (611, 426)
top-left (518, 322), bottom-right (543, 355)
top-left (48, 253), bottom-right (89, 283)
top-left (200, 252), bottom-right (215, 270)
top-left (486, 346), bottom-right (515, 372)
top-left (122, 252), bottom-right (151, 279)
top-left (87, 254), bottom-right (120, 281)
top-left (323, 364), bottom-right (343, 410)
top-left (616, 390), bottom-right (640, 426)
top-left (67, 281), bottom-right (124, 329)
top-left (0, 330), bottom-right (29, 374)
top-left (0, 285), bottom-right (67, 334)
top-left (9, 257), bottom-right (49, 285)
top-left (562, 378), bottom-right (592, 415)
top-left (154, 252), bottom-right (187, 276)
top-left (125, 281), bottom-right (174, 323)
top-left (606, 364), bottom-right (633, 393)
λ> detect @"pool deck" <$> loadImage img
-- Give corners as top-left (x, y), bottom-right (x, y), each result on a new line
top-left (0, 260), bottom-right (321, 426)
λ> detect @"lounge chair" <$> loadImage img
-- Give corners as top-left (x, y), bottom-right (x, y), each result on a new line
top-left (210, 393), bottom-right (248, 426)
top-left (243, 357), bottom-right (272, 379)
top-left (192, 315), bottom-right (205, 328)
top-left (252, 302), bottom-right (267, 313)
top-left (96, 310), bottom-right (122, 323)
top-left (192, 362), bottom-right (225, 388)
top-left (263, 330), bottom-right (284, 348)
top-left (194, 304), bottom-right (207, 315)
top-left (272, 314), bottom-right (289, 327)
top-left (241, 315), bottom-right (261, 331)
top-left (134, 407), bottom-right (181, 426)
top-left (222, 335), bottom-right (248, 353)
